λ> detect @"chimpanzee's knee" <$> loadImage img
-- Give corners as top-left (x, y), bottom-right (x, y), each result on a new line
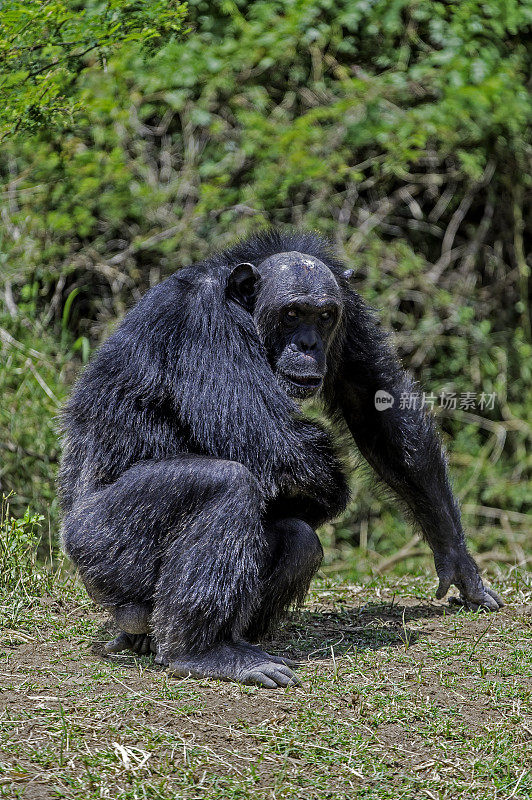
top-left (279, 518), bottom-right (323, 576)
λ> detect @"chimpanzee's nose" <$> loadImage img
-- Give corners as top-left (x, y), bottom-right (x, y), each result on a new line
top-left (298, 328), bottom-right (318, 353)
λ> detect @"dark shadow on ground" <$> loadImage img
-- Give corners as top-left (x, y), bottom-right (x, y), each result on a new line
top-left (264, 600), bottom-right (460, 661)
top-left (355, 599), bottom-right (458, 623)
top-left (267, 609), bottom-right (416, 661)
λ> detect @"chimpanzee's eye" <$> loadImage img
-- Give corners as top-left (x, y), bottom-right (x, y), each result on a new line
top-left (320, 311), bottom-right (332, 322)
top-left (285, 308), bottom-right (298, 321)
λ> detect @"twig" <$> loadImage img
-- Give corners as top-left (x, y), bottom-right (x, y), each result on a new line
top-left (428, 182), bottom-right (456, 222)
top-left (375, 534), bottom-right (422, 573)
top-left (462, 504), bottom-right (531, 525)
top-left (0, 440), bottom-right (56, 462)
top-left (25, 358), bottom-right (60, 405)
top-left (41, 275), bottom-right (66, 328)
top-left (437, 161), bottom-right (495, 276)
top-left (3, 282), bottom-right (17, 318)
top-left (426, 246), bottom-right (466, 283)
top-left (0, 326), bottom-right (48, 360)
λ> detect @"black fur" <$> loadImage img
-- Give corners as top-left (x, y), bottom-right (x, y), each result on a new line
top-left (59, 229), bottom-right (502, 687)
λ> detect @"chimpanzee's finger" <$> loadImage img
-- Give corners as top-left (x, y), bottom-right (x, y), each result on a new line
top-left (268, 654), bottom-right (300, 667)
top-left (104, 632), bottom-right (133, 654)
top-left (453, 591), bottom-right (501, 612)
top-left (435, 575), bottom-right (452, 600)
top-left (485, 586), bottom-right (504, 607)
top-left (477, 592), bottom-right (500, 612)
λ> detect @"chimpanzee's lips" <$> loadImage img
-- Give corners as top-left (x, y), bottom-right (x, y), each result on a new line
top-left (280, 371), bottom-right (323, 391)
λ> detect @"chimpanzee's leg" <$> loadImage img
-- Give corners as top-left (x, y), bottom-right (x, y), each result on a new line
top-left (108, 518), bottom-right (324, 654)
top-left (243, 518), bottom-right (323, 642)
top-left (63, 455), bottom-right (299, 687)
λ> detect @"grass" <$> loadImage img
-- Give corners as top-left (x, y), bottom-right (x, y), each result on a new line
top-left (0, 545), bottom-right (531, 800)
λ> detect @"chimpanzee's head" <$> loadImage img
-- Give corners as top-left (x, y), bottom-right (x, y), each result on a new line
top-left (228, 252), bottom-right (344, 399)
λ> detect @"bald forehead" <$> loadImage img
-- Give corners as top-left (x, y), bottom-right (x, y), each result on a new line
top-left (257, 251), bottom-right (340, 299)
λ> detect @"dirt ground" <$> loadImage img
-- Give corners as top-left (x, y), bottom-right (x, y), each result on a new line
top-left (1, 577), bottom-right (531, 799)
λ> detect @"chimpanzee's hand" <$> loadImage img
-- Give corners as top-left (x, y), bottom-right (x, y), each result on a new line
top-left (434, 548), bottom-right (504, 611)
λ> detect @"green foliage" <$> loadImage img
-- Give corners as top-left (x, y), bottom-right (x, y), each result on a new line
top-left (0, 495), bottom-right (45, 595)
top-left (0, 0), bottom-right (188, 137)
top-left (0, 0), bottom-right (530, 566)
top-left (0, 314), bottom-right (67, 521)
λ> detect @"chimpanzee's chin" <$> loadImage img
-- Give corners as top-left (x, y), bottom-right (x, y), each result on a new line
top-left (289, 385), bottom-right (319, 400)
top-left (277, 371), bottom-right (323, 399)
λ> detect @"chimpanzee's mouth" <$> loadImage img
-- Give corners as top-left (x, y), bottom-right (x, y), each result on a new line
top-left (280, 371), bottom-right (323, 393)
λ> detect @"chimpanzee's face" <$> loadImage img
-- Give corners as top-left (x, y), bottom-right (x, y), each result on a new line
top-left (254, 252), bottom-right (343, 399)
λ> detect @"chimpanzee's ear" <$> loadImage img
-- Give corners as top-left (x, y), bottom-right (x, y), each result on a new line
top-left (227, 262), bottom-right (259, 312)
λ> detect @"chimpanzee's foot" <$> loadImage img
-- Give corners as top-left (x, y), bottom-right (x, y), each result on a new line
top-left (104, 602), bottom-right (155, 655)
top-left (104, 631), bottom-right (157, 655)
top-left (161, 641), bottom-right (300, 688)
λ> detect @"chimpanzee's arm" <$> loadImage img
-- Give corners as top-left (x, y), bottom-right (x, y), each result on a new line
top-left (327, 293), bottom-right (502, 611)
top-left (270, 422), bottom-right (350, 529)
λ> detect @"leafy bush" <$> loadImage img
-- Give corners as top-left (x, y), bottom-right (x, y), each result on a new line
top-left (0, 496), bottom-right (45, 595)
top-left (0, 0), bottom-right (187, 137)
top-left (0, 0), bottom-right (530, 573)
top-left (0, 314), bottom-right (67, 523)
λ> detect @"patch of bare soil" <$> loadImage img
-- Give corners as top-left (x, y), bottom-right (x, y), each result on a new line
top-left (0, 591), bottom-right (530, 797)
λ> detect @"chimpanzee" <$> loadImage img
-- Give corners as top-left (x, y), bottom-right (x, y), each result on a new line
top-left (59, 229), bottom-right (503, 688)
